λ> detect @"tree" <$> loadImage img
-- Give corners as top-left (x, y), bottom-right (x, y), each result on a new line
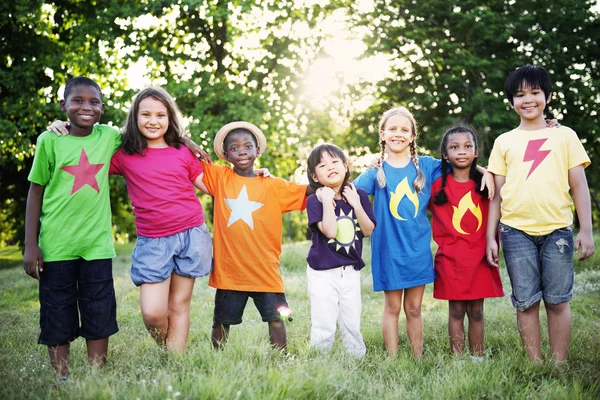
top-left (0, 0), bottom-right (346, 245)
top-left (348, 0), bottom-right (600, 225)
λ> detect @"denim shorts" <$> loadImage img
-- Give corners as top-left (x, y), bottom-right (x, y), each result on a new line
top-left (38, 258), bottom-right (118, 346)
top-left (131, 224), bottom-right (213, 286)
top-left (213, 289), bottom-right (288, 325)
top-left (500, 223), bottom-right (574, 311)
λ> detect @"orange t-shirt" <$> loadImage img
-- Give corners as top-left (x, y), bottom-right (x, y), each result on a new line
top-left (202, 162), bottom-right (307, 292)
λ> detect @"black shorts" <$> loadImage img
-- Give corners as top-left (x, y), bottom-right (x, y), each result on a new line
top-left (38, 258), bottom-right (118, 346)
top-left (213, 289), bottom-right (288, 325)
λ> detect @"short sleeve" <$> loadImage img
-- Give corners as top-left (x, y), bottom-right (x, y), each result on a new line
top-left (353, 168), bottom-right (377, 195)
top-left (275, 179), bottom-right (307, 213)
top-left (201, 161), bottom-right (226, 194)
top-left (28, 132), bottom-right (53, 186)
top-left (566, 129), bottom-right (591, 169)
top-left (420, 156), bottom-right (442, 182)
top-left (306, 194), bottom-right (323, 232)
top-left (110, 126), bottom-right (122, 154)
top-left (184, 148), bottom-right (203, 181)
top-left (487, 138), bottom-right (507, 176)
top-left (109, 149), bottom-right (123, 176)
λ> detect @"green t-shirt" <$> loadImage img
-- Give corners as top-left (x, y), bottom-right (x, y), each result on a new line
top-left (28, 124), bottom-right (122, 262)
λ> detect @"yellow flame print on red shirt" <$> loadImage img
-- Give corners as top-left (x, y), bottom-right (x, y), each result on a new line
top-left (389, 177), bottom-right (419, 221)
top-left (451, 191), bottom-right (482, 235)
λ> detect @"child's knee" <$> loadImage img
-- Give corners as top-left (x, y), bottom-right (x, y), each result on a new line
top-left (544, 301), bottom-right (569, 315)
top-left (404, 303), bottom-right (422, 319)
top-left (142, 309), bottom-right (167, 327)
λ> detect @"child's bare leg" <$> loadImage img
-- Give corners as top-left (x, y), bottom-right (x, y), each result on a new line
top-left (448, 300), bottom-right (467, 354)
top-left (166, 274), bottom-right (195, 353)
top-left (545, 302), bottom-right (571, 363)
top-left (86, 338), bottom-right (109, 368)
top-left (516, 301), bottom-right (542, 362)
top-left (140, 279), bottom-right (171, 348)
top-left (268, 320), bottom-right (287, 350)
top-left (48, 344), bottom-right (69, 378)
top-left (382, 290), bottom-right (403, 357)
top-left (466, 299), bottom-right (484, 356)
top-left (212, 323), bottom-right (230, 349)
top-left (403, 285), bottom-right (425, 359)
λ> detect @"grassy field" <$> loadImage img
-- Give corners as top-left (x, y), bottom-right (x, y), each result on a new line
top-left (1, 239), bottom-right (599, 399)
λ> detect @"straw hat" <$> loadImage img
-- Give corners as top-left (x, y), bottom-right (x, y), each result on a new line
top-left (213, 121), bottom-right (267, 160)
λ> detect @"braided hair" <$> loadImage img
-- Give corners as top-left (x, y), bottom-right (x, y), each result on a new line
top-left (433, 125), bottom-right (488, 205)
top-left (376, 106), bottom-right (425, 193)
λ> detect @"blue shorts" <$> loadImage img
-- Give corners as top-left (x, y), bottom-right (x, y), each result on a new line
top-left (38, 258), bottom-right (118, 346)
top-left (131, 224), bottom-right (213, 286)
top-left (213, 290), bottom-right (288, 325)
top-left (500, 223), bottom-right (574, 311)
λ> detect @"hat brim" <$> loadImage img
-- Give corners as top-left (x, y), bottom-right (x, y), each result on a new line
top-left (213, 121), bottom-right (268, 161)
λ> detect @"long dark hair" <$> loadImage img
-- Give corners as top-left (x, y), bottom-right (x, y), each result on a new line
top-left (122, 86), bottom-right (185, 155)
top-left (433, 125), bottom-right (488, 205)
top-left (307, 143), bottom-right (351, 201)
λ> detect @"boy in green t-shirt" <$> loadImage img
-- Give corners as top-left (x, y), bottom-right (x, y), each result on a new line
top-left (24, 77), bottom-right (121, 379)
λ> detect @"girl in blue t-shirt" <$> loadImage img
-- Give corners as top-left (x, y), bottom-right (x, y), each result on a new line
top-left (354, 106), bottom-right (491, 358)
top-left (305, 143), bottom-right (376, 358)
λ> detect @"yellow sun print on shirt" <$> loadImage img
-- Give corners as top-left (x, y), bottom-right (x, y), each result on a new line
top-left (389, 177), bottom-right (419, 221)
top-left (328, 209), bottom-right (361, 253)
top-left (451, 191), bottom-right (482, 234)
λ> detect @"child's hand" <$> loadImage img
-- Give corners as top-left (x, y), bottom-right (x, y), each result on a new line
top-left (481, 170), bottom-right (495, 200)
top-left (486, 239), bottom-right (500, 268)
top-left (255, 168), bottom-right (271, 178)
top-left (23, 245), bottom-right (44, 280)
top-left (367, 156), bottom-right (381, 170)
top-left (342, 183), bottom-right (360, 208)
top-left (545, 119), bottom-right (561, 128)
top-left (185, 140), bottom-right (213, 164)
top-left (316, 187), bottom-right (336, 208)
top-left (574, 230), bottom-right (595, 261)
top-left (47, 120), bottom-right (69, 136)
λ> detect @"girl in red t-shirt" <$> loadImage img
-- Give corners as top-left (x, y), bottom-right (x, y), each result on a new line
top-left (429, 125), bottom-right (504, 361)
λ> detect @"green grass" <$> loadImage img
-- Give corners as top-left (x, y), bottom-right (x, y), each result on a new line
top-left (1, 239), bottom-right (599, 399)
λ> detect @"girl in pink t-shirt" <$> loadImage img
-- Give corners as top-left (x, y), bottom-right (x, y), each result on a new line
top-left (108, 87), bottom-right (212, 352)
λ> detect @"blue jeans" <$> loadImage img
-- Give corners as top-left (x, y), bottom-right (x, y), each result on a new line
top-left (500, 223), bottom-right (574, 311)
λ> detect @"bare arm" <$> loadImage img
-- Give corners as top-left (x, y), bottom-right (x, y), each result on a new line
top-left (568, 165), bottom-right (595, 260)
top-left (343, 183), bottom-right (375, 237)
top-left (192, 172), bottom-right (211, 196)
top-left (486, 174), bottom-right (505, 267)
top-left (316, 187), bottom-right (338, 239)
top-left (476, 165), bottom-right (495, 199)
top-left (23, 183), bottom-right (45, 279)
top-left (181, 136), bottom-right (213, 163)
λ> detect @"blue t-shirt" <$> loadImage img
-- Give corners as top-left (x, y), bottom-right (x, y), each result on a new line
top-left (354, 156), bottom-right (442, 291)
top-left (306, 188), bottom-right (376, 271)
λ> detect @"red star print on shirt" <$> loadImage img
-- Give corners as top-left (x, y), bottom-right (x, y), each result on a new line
top-left (60, 149), bottom-right (104, 194)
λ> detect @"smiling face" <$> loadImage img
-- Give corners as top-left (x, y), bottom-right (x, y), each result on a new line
top-left (224, 130), bottom-right (259, 175)
top-left (137, 96), bottom-right (169, 148)
top-left (311, 151), bottom-right (348, 191)
top-left (444, 131), bottom-right (477, 170)
top-left (60, 85), bottom-right (104, 136)
top-left (512, 82), bottom-right (551, 125)
top-left (380, 114), bottom-right (414, 154)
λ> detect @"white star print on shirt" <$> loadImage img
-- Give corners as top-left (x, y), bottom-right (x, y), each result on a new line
top-left (225, 185), bottom-right (264, 229)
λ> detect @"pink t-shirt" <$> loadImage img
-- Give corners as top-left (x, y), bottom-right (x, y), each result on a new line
top-left (109, 146), bottom-right (205, 237)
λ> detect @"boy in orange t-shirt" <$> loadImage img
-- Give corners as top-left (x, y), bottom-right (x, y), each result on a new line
top-left (200, 121), bottom-right (310, 350)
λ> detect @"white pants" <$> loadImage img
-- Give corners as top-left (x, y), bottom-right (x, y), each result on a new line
top-left (306, 265), bottom-right (366, 358)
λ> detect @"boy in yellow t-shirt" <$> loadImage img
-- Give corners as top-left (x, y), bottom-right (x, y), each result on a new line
top-left (486, 64), bottom-right (595, 364)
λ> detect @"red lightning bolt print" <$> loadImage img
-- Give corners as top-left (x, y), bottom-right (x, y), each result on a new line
top-left (523, 138), bottom-right (550, 179)
top-left (60, 149), bottom-right (104, 194)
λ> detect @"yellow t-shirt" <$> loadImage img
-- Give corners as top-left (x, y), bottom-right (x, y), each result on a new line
top-left (488, 126), bottom-right (590, 235)
top-left (202, 162), bottom-right (307, 292)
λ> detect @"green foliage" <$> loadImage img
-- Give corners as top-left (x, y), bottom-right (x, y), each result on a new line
top-left (1, 243), bottom-right (599, 399)
top-left (348, 0), bottom-right (600, 226)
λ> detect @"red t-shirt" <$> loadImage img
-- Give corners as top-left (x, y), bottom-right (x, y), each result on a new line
top-left (429, 175), bottom-right (504, 300)
top-left (202, 162), bottom-right (307, 292)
